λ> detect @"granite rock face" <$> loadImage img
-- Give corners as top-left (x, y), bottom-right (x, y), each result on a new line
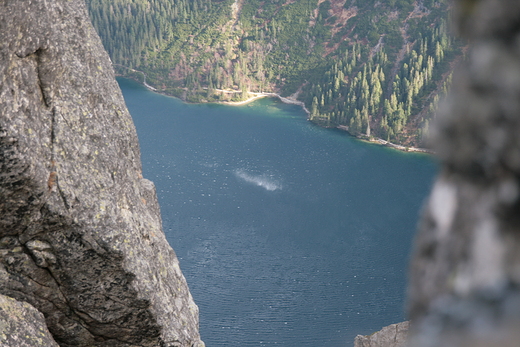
top-left (407, 0), bottom-right (520, 346)
top-left (0, 1), bottom-right (202, 346)
top-left (354, 321), bottom-right (409, 347)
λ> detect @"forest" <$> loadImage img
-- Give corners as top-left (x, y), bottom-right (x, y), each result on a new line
top-left (86, 0), bottom-right (463, 147)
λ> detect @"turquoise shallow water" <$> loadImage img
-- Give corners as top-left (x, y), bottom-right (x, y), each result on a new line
top-left (118, 78), bottom-right (437, 346)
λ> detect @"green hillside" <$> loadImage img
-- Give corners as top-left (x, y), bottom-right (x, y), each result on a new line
top-left (86, 0), bottom-right (462, 147)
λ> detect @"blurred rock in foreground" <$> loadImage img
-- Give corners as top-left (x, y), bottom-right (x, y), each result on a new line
top-left (407, 0), bottom-right (520, 346)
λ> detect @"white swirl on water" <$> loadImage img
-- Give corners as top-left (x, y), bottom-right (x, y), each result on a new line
top-left (234, 169), bottom-right (282, 191)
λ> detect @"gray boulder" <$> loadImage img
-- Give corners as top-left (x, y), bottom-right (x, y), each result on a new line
top-left (354, 321), bottom-right (409, 347)
top-left (0, 294), bottom-right (59, 346)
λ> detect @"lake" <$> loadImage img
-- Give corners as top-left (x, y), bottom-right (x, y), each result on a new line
top-left (118, 78), bottom-right (437, 346)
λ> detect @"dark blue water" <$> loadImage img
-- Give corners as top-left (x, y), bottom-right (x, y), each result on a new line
top-left (118, 78), bottom-right (437, 347)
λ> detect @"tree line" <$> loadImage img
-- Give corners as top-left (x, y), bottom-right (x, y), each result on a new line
top-left (86, 0), bottom-right (462, 147)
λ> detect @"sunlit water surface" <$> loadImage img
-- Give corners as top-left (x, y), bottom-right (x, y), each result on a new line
top-left (119, 78), bottom-right (437, 346)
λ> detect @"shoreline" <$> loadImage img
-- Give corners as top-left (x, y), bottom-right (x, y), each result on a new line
top-left (216, 94), bottom-right (432, 154)
top-left (336, 125), bottom-right (433, 154)
top-left (117, 71), bottom-right (432, 155)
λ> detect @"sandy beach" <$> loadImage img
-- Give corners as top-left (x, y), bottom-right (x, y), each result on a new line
top-left (214, 90), bottom-right (311, 115)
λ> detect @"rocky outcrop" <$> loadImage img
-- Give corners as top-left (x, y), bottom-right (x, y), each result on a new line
top-left (354, 321), bottom-right (409, 347)
top-left (0, 1), bottom-right (202, 346)
top-left (407, 0), bottom-right (520, 346)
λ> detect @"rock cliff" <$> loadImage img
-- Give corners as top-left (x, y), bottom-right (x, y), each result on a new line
top-left (0, 1), bottom-right (202, 346)
top-left (407, 0), bottom-right (520, 346)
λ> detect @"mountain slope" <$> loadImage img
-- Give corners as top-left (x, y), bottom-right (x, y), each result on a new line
top-left (87, 0), bottom-right (462, 147)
